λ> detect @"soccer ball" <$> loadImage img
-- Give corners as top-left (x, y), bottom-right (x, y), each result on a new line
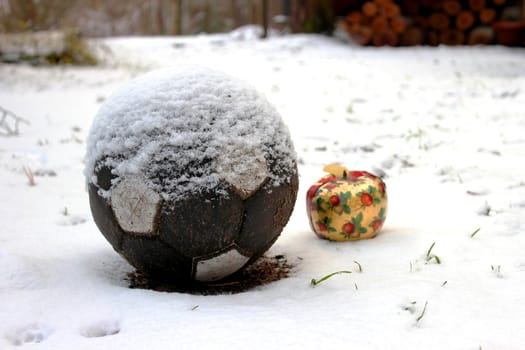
top-left (85, 67), bottom-right (298, 283)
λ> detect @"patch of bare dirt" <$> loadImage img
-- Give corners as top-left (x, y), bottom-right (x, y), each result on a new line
top-left (127, 255), bottom-right (294, 295)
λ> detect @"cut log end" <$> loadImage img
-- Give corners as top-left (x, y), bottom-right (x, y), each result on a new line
top-left (429, 12), bottom-right (451, 31)
top-left (371, 16), bottom-right (389, 33)
top-left (362, 2), bottom-right (379, 17)
top-left (479, 8), bottom-right (496, 24)
top-left (456, 11), bottom-right (476, 30)
top-left (346, 11), bottom-right (364, 26)
top-left (381, 3), bottom-right (401, 18)
top-left (443, 1), bottom-right (462, 16)
top-left (391, 16), bottom-right (408, 34)
top-left (468, 0), bottom-right (486, 12)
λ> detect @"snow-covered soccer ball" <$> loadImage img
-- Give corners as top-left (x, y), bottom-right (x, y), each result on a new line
top-left (85, 67), bottom-right (298, 283)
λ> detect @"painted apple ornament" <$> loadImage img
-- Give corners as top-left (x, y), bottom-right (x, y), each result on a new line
top-left (307, 164), bottom-right (387, 241)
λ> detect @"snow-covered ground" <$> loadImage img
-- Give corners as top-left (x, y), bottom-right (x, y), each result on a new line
top-left (1, 28), bottom-right (525, 349)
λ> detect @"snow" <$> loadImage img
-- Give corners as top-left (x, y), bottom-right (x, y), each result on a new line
top-left (1, 28), bottom-right (525, 349)
top-left (85, 66), bottom-right (296, 202)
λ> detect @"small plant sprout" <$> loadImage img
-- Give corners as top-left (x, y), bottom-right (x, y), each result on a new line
top-left (425, 242), bottom-right (441, 264)
top-left (427, 254), bottom-right (441, 264)
top-left (426, 242), bottom-right (436, 257)
top-left (470, 228), bottom-right (481, 238)
top-left (354, 260), bottom-right (363, 272)
top-left (416, 301), bottom-right (429, 323)
top-left (310, 270), bottom-right (352, 286)
top-left (477, 202), bottom-right (491, 216)
top-left (402, 301), bottom-right (417, 314)
top-left (491, 265), bottom-right (503, 278)
top-left (23, 166), bottom-right (36, 186)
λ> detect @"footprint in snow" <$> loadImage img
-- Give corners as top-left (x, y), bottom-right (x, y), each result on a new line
top-left (79, 319), bottom-right (120, 338)
top-left (0, 251), bottom-right (47, 290)
top-left (5, 323), bottom-right (53, 346)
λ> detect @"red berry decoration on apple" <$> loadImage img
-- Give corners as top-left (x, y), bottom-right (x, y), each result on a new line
top-left (318, 222), bottom-right (328, 231)
top-left (306, 164), bottom-right (388, 241)
top-left (343, 222), bottom-right (355, 235)
top-left (329, 195), bottom-right (340, 207)
top-left (360, 193), bottom-right (374, 206)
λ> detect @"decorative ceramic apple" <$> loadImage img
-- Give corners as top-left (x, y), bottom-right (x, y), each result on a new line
top-left (306, 164), bottom-right (387, 241)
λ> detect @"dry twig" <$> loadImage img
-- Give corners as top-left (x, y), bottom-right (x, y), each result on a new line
top-left (23, 166), bottom-right (36, 186)
top-left (0, 106), bottom-right (30, 136)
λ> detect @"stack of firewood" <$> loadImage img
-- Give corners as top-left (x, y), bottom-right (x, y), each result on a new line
top-left (339, 0), bottom-right (410, 46)
top-left (409, 0), bottom-right (510, 45)
top-left (339, 0), bottom-right (513, 46)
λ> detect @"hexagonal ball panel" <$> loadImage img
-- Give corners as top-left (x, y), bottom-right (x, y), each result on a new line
top-left (193, 245), bottom-right (250, 282)
top-left (158, 188), bottom-right (244, 260)
top-left (216, 144), bottom-right (270, 200)
top-left (111, 175), bottom-right (161, 236)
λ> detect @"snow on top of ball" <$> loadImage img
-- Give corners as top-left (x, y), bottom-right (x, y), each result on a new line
top-left (85, 66), bottom-right (297, 201)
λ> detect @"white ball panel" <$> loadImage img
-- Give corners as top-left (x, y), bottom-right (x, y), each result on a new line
top-left (216, 145), bottom-right (269, 200)
top-left (194, 247), bottom-right (250, 282)
top-left (111, 175), bottom-right (161, 235)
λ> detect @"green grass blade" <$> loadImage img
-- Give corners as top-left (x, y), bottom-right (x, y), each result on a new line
top-left (426, 242), bottom-right (436, 257)
top-left (416, 301), bottom-right (428, 323)
top-left (311, 270), bottom-right (352, 286)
